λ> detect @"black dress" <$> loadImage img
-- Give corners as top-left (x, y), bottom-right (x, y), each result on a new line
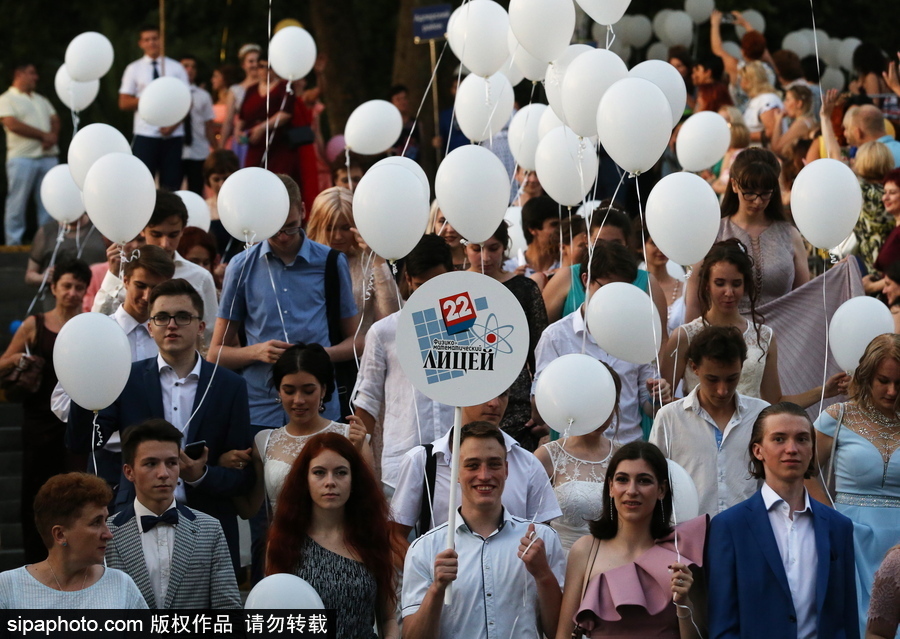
top-left (501, 275), bottom-right (548, 452)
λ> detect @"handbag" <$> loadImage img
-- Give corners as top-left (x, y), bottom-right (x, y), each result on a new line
top-left (1, 345), bottom-right (45, 402)
top-left (571, 538), bottom-right (600, 638)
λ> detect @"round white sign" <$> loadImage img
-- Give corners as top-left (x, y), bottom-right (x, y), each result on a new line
top-left (396, 271), bottom-right (529, 407)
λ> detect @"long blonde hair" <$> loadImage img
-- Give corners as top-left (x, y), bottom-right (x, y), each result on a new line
top-left (849, 333), bottom-right (900, 413)
top-left (306, 187), bottom-right (356, 255)
top-left (740, 61), bottom-right (778, 98)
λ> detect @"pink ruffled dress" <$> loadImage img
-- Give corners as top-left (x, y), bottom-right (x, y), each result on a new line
top-left (574, 516), bottom-right (708, 638)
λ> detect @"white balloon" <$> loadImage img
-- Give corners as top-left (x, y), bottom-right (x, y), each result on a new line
top-left (561, 48), bottom-right (628, 138)
top-left (684, 0), bottom-right (714, 24)
top-left (792, 159), bottom-right (862, 250)
top-left (829, 297), bottom-right (895, 372)
top-left (354, 163), bottom-right (430, 260)
top-left (245, 574), bottom-right (325, 610)
top-left (217, 168), bottom-right (290, 242)
top-left (176, 190), bottom-right (211, 232)
top-left (374, 156), bottom-right (431, 202)
top-left (629, 60), bottom-right (687, 128)
top-left (662, 11), bottom-right (693, 47)
top-left (781, 31), bottom-right (813, 58)
top-left (455, 72), bottom-right (515, 142)
top-left (447, 0), bottom-right (510, 77)
top-left (647, 41), bottom-right (670, 62)
top-left (645, 172), bottom-right (721, 265)
top-left (67, 123), bottom-right (131, 190)
top-left (504, 206), bottom-right (528, 255)
top-left (676, 111), bottom-right (731, 171)
top-left (575, 200), bottom-right (602, 219)
top-left (577, 0), bottom-right (630, 26)
top-left (535, 353), bottom-right (617, 436)
top-left (54, 313), bottom-right (132, 411)
top-left (435, 145), bottom-right (510, 244)
top-left (652, 9), bottom-right (673, 41)
top-left (545, 44), bottom-right (593, 123)
top-left (507, 29), bottom-right (547, 81)
top-left (509, 0), bottom-right (576, 64)
top-left (721, 41), bottom-right (743, 60)
top-left (538, 107), bottom-right (565, 140)
top-left (598, 77), bottom-right (672, 174)
top-left (345, 100), bottom-right (403, 155)
top-left (508, 103), bottom-right (548, 171)
top-left (822, 37), bottom-right (843, 68)
top-left (64, 32), bottom-right (114, 82)
top-left (138, 77), bottom-right (191, 127)
top-left (40, 165), bottom-right (84, 225)
top-left (587, 281), bottom-right (662, 364)
top-left (268, 26), bottom-right (317, 80)
top-left (838, 38), bottom-right (861, 71)
top-left (734, 9), bottom-right (765, 37)
top-left (534, 126), bottom-right (599, 206)
top-left (54, 65), bottom-right (99, 112)
top-left (667, 459), bottom-right (700, 523)
top-left (498, 55), bottom-right (525, 87)
top-left (83, 153), bottom-right (156, 244)
top-left (821, 67), bottom-right (845, 92)
top-left (629, 15), bottom-right (654, 48)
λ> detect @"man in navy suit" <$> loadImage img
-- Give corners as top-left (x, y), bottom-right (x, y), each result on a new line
top-left (95, 278), bottom-right (252, 571)
top-left (708, 402), bottom-right (858, 639)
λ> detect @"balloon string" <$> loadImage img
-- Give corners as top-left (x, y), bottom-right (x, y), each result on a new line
top-left (404, 39), bottom-right (448, 157)
top-left (263, 252), bottom-right (291, 343)
top-left (76, 223), bottom-right (96, 260)
top-left (508, 82), bottom-right (538, 205)
top-left (91, 410), bottom-right (103, 477)
top-left (818, 255), bottom-right (830, 416)
top-left (635, 177), bottom-right (665, 407)
top-left (445, 0), bottom-right (471, 159)
top-left (24, 224), bottom-right (66, 319)
top-left (264, 0), bottom-right (273, 171)
top-left (260, 90), bottom-right (290, 167)
top-left (807, 0), bottom-right (824, 98)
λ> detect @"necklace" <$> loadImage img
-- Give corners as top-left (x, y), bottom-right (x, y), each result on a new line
top-left (670, 279), bottom-right (682, 304)
top-left (861, 400), bottom-right (900, 428)
top-left (46, 561), bottom-right (89, 592)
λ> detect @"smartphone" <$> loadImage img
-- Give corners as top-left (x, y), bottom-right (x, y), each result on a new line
top-left (720, 13), bottom-right (737, 23)
top-left (184, 440), bottom-right (207, 460)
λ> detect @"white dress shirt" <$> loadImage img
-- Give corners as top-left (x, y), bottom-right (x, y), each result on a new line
top-left (391, 429), bottom-right (562, 528)
top-left (761, 483), bottom-right (818, 639)
top-left (182, 85), bottom-right (215, 161)
top-left (649, 385), bottom-right (769, 517)
top-left (158, 353), bottom-right (202, 502)
top-left (119, 56), bottom-right (189, 138)
top-left (50, 305), bottom-right (158, 425)
top-left (92, 252), bottom-right (218, 344)
top-left (134, 497), bottom-right (177, 607)
top-left (353, 312), bottom-right (455, 492)
top-left (534, 309), bottom-right (655, 444)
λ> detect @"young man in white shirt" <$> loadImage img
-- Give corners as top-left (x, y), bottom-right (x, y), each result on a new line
top-left (178, 55), bottom-right (215, 195)
top-left (93, 190), bottom-right (218, 345)
top-left (119, 26), bottom-right (190, 190)
top-left (649, 324), bottom-right (769, 518)
top-left (535, 241), bottom-right (671, 445)
top-left (708, 403), bottom-right (859, 638)
top-left (106, 419), bottom-right (241, 609)
top-left (353, 234), bottom-right (456, 497)
top-left (402, 422), bottom-right (565, 639)
top-left (391, 389), bottom-right (561, 544)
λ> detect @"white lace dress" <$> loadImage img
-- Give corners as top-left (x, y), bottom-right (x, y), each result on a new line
top-left (545, 439), bottom-right (612, 552)
top-left (680, 317), bottom-right (773, 399)
top-left (255, 421), bottom-right (350, 509)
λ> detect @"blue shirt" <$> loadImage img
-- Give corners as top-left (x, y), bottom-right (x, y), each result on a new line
top-left (218, 233), bottom-right (357, 427)
top-left (878, 135), bottom-right (900, 168)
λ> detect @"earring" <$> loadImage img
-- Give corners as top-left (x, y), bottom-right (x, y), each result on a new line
top-left (658, 499), bottom-right (666, 522)
top-left (62, 541), bottom-right (68, 547)
top-left (318, 400), bottom-right (325, 413)
top-left (275, 396), bottom-right (282, 404)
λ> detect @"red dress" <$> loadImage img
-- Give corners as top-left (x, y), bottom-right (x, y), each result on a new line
top-left (291, 98), bottom-right (322, 217)
top-left (240, 81), bottom-right (297, 179)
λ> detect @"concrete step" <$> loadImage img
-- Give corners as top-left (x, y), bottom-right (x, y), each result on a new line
top-left (0, 549), bottom-right (25, 572)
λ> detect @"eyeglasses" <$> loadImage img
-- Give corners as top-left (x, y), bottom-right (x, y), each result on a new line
top-left (274, 225), bottom-right (303, 237)
top-left (739, 189), bottom-right (774, 202)
top-left (150, 312), bottom-right (200, 326)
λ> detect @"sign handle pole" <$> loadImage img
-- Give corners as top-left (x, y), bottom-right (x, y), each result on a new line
top-left (430, 39), bottom-right (442, 165)
top-left (443, 404), bottom-right (463, 605)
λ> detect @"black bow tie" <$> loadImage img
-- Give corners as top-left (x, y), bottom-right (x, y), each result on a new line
top-left (141, 509), bottom-right (179, 532)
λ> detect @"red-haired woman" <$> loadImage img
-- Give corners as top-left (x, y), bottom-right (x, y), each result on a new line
top-left (266, 433), bottom-right (399, 639)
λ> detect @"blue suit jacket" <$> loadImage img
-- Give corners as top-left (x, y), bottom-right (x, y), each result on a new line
top-left (72, 357), bottom-right (252, 571)
top-left (707, 490), bottom-right (859, 639)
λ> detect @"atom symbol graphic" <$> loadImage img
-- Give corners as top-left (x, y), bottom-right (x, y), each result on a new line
top-left (468, 313), bottom-right (515, 354)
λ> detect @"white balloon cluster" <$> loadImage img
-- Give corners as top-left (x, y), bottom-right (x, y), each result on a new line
top-left (56, 32), bottom-right (114, 113)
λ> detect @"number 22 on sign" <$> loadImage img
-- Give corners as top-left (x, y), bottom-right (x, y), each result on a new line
top-left (439, 292), bottom-right (476, 334)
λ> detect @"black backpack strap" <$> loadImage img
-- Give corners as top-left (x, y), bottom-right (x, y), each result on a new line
top-left (324, 248), bottom-right (342, 346)
top-left (418, 443), bottom-right (437, 534)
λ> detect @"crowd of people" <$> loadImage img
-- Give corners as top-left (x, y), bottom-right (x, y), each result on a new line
top-left (2, 14), bottom-right (900, 639)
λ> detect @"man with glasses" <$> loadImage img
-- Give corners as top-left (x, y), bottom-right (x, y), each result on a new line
top-left (94, 278), bottom-right (253, 572)
top-left (210, 173), bottom-right (359, 429)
